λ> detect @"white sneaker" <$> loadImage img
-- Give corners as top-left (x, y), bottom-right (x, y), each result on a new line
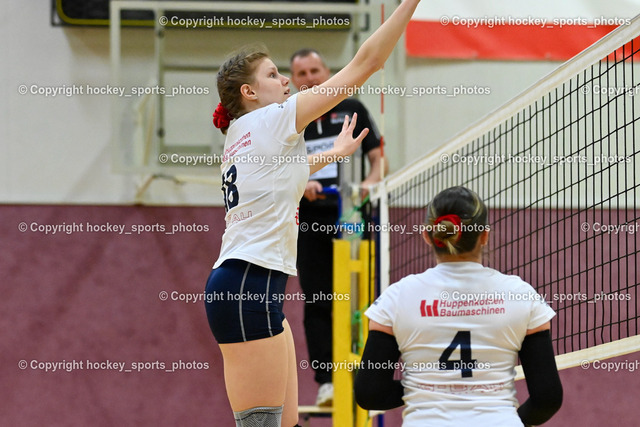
top-left (315, 382), bottom-right (334, 407)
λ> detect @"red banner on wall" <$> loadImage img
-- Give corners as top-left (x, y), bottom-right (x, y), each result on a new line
top-left (406, 1), bottom-right (638, 60)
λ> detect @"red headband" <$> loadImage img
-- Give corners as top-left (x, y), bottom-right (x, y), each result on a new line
top-left (432, 214), bottom-right (462, 248)
top-left (212, 103), bottom-right (233, 129)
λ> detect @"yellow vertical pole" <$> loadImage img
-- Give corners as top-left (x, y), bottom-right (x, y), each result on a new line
top-left (333, 239), bottom-right (376, 427)
top-left (333, 238), bottom-right (353, 427)
top-left (355, 240), bottom-right (374, 427)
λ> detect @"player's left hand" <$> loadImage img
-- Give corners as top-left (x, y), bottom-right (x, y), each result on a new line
top-left (333, 113), bottom-right (369, 159)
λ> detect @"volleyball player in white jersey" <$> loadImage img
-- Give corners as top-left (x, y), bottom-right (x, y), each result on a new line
top-left (204, 2), bottom-right (422, 426)
top-left (355, 186), bottom-right (563, 426)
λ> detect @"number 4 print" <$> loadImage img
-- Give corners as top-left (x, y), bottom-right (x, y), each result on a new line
top-left (439, 331), bottom-right (477, 378)
top-left (221, 164), bottom-right (239, 212)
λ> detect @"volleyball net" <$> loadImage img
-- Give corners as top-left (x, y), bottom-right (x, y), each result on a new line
top-left (370, 16), bottom-right (640, 371)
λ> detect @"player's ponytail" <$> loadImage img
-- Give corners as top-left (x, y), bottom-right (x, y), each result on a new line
top-left (425, 187), bottom-right (488, 255)
top-left (215, 45), bottom-right (269, 134)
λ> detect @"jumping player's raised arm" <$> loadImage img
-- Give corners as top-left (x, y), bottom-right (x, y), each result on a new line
top-left (295, 0), bottom-right (421, 133)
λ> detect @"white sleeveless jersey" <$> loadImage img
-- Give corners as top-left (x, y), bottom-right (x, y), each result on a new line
top-left (365, 261), bottom-right (555, 426)
top-left (213, 94), bottom-right (309, 275)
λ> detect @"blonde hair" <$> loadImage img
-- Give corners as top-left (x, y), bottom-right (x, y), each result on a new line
top-left (426, 187), bottom-right (488, 255)
top-left (216, 45), bottom-right (269, 134)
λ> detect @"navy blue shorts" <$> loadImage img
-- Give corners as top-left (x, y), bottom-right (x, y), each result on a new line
top-left (204, 259), bottom-right (288, 344)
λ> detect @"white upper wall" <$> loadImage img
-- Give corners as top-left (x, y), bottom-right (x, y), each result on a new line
top-left (1, 1), bottom-right (559, 205)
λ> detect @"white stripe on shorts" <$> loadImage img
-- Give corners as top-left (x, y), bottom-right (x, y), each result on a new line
top-left (265, 270), bottom-right (272, 336)
top-left (238, 263), bottom-right (251, 342)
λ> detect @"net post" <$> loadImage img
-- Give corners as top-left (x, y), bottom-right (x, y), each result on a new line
top-left (375, 181), bottom-right (390, 292)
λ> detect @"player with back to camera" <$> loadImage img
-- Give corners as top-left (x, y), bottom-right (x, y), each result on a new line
top-left (203, 1), bottom-right (422, 426)
top-left (355, 186), bottom-right (563, 426)
top-left (289, 47), bottom-right (387, 407)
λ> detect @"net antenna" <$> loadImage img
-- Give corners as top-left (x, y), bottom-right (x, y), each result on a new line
top-left (370, 15), bottom-right (640, 374)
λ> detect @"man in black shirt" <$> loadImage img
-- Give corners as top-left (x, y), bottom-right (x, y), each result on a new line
top-left (290, 48), bottom-right (386, 407)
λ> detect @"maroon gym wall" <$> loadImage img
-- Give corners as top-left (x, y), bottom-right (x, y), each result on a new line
top-left (2, 205), bottom-right (637, 426)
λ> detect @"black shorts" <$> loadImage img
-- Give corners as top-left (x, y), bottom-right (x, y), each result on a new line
top-left (204, 259), bottom-right (288, 344)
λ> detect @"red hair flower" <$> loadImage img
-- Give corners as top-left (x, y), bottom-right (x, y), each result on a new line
top-left (433, 214), bottom-right (462, 248)
top-left (213, 103), bottom-right (233, 129)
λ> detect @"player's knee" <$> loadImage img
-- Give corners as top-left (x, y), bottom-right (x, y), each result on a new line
top-left (282, 412), bottom-right (300, 427)
top-left (234, 405), bottom-right (283, 427)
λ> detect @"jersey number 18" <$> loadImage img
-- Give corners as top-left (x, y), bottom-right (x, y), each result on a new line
top-left (221, 165), bottom-right (239, 212)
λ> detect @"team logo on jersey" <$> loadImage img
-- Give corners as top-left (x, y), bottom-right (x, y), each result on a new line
top-left (228, 210), bottom-right (252, 225)
top-left (420, 300), bottom-right (440, 317)
top-left (420, 297), bottom-right (506, 317)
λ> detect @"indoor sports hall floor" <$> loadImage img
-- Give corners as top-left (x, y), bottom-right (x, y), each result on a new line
top-left (3, 204), bottom-right (637, 426)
